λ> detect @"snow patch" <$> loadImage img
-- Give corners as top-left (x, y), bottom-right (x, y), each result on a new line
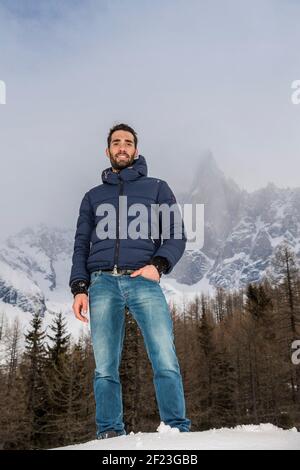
top-left (54, 424), bottom-right (300, 450)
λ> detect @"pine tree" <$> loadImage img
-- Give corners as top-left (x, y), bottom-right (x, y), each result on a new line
top-left (196, 307), bottom-right (215, 429)
top-left (272, 243), bottom-right (300, 405)
top-left (46, 311), bottom-right (71, 366)
top-left (4, 318), bottom-right (22, 393)
top-left (21, 312), bottom-right (48, 449)
top-left (42, 343), bottom-right (93, 447)
top-left (0, 317), bottom-right (27, 449)
top-left (73, 333), bottom-right (95, 441)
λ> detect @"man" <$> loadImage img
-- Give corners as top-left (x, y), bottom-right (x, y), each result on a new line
top-left (69, 123), bottom-right (191, 439)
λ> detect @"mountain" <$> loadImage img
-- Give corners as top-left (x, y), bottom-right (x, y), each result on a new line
top-left (0, 154), bottom-right (299, 327)
top-left (172, 152), bottom-right (300, 287)
top-left (0, 224), bottom-right (74, 318)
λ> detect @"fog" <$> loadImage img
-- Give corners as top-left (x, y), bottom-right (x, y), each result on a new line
top-left (0, 0), bottom-right (299, 241)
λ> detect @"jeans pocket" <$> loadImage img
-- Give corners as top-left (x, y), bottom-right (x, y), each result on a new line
top-left (89, 270), bottom-right (102, 287)
top-left (140, 274), bottom-right (160, 284)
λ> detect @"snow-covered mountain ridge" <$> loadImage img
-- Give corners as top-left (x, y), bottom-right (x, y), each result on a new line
top-left (1, 153), bottom-right (299, 327)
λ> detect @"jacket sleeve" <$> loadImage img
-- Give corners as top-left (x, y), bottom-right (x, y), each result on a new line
top-left (152, 181), bottom-right (186, 274)
top-left (69, 192), bottom-right (94, 286)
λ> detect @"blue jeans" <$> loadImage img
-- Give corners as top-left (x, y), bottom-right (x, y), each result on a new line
top-left (88, 270), bottom-right (191, 436)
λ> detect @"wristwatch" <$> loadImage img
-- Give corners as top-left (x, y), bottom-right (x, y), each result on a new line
top-left (71, 279), bottom-right (89, 297)
top-left (150, 256), bottom-right (170, 277)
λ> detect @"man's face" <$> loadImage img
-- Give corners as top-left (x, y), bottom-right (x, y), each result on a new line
top-left (106, 130), bottom-right (138, 171)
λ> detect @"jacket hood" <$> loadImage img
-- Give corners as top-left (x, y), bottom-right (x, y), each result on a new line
top-left (101, 154), bottom-right (148, 185)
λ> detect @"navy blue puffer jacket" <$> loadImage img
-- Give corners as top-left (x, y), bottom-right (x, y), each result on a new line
top-left (69, 155), bottom-right (186, 286)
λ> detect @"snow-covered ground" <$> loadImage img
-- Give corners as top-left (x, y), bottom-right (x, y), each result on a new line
top-left (54, 423), bottom-right (300, 450)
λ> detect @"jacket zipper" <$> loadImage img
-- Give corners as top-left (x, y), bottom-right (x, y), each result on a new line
top-left (113, 180), bottom-right (124, 274)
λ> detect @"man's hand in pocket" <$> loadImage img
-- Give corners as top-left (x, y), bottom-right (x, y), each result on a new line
top-left (130, 264), bottom-right (160, 282)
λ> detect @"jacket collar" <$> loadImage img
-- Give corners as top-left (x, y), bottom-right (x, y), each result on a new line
top-left (101, 154), bottom-right (148, 185)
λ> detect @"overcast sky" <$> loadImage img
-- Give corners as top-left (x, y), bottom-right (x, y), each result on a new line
top-left (0, 0), bottom-right (300, 241)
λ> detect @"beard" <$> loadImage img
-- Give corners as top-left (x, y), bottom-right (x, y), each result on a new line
top-left (108, 151), bottom-right (136, 171)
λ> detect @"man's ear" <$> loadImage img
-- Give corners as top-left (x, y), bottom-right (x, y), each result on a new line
top-left (105, 148), bottom-right (110, 158)
top-left (134, 148), bottom-right (139, 158)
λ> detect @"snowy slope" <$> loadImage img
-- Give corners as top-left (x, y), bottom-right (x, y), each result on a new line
top-left (0, 224), bottom-right (215, 337)
top-left (54, 423), bottom-right (300, 450)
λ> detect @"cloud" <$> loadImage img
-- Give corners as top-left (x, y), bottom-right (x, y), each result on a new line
top-left (0, 0), bottom-right (300, 240)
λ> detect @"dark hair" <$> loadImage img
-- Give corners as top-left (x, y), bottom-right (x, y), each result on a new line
top-left (107, 123), bottom-right (138, 148)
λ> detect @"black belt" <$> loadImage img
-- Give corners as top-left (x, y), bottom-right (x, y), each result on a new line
top-left (101, 268), bottom-right (136, 276)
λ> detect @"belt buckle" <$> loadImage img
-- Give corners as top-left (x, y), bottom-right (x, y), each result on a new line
top-left (112, 265), bottom-right (122, 276)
